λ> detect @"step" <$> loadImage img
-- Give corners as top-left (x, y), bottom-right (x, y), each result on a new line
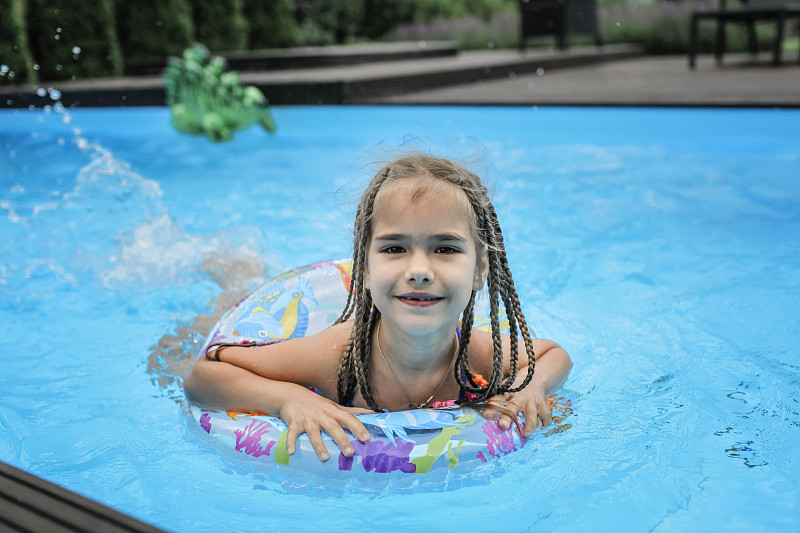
top-left (127, 41), bottom-right (460, 75)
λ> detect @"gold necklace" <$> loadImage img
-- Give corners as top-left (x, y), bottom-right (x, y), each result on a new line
top-left (375, 320), bottom-right (459, 409)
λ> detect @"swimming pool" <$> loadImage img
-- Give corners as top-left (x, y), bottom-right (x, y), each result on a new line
top-left (1, 104), bottom-right (798, 532)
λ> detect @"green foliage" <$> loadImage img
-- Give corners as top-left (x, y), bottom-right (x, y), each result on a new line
top-left (361, 0), bottom-right (515, 40)
top-left (116, 0), bottom-right (194, 67)
top-left (190, 0), bottom-right (248, 52)
top-left (243, 0), bottom-right (298, 49)
top-left (295, 0), bottom-right (366, 45)
top-left (601, 1), bottom-right (790, 55)
top-left (26, 0), bottom-right (124, 81)
top-left (163, 44), bottom-right (276, 142)
top-left (0, 0), bottom-right (38, 85)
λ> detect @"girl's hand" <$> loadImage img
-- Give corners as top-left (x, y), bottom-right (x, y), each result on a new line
top-left (487, 383), bottom-right (552, 436)
top-left (279, 389), bottom-right (372, 462)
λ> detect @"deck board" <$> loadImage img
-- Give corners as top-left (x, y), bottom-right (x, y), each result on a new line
top-left (0, 461), bottom-right (165, 533)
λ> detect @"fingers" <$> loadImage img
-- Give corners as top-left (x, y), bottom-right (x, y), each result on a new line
top-left (538, 402), bottom-right (553, 428)
top-left (340, 415), bottom-right (371, 443)
top-left (285, 410), bottom-right (370, 463)
top-left (304, 425), bottom-right (333, 462)
top-left (343, 406), bottom-right (377, 416)
top-left (488, 394), bottom-right (553, 436)
top-left (337, 405), bottom-right (373, 442)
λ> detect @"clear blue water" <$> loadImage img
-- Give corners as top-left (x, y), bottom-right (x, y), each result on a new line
top-left (1, 105), bottom-right (799, 532)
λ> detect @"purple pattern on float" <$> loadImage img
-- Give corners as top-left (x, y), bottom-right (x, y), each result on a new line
top-left (338, 439), bottom-right (416, 473)
top-left (477, 420), bottom-right (524, 462)
top-left (199, 413), bottom-right (212, 433)
top-left (234, 419), bottom-right (276, 458)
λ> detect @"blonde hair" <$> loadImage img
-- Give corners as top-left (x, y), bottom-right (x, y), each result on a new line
top-left (335, 153), bottom-right (535, 410)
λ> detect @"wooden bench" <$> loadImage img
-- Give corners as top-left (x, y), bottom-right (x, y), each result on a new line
top-left (689, 0), bottom-right (800, 68)
top-left (518, 0), bottom-right (604, 51)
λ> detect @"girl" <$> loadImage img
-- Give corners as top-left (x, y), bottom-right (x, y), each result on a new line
top-left (184, 153), bottom-right (572, 462)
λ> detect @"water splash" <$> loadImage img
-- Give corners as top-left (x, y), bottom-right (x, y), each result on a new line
top-left (2, 103), bottom-right (275, 398)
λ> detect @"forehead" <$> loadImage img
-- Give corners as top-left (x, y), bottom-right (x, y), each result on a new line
top-left (373, 174), bottom-right (474, 229)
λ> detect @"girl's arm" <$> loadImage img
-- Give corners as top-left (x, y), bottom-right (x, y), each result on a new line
top-left (472, 332), bottom-right (572, 436)
top-left (500, 339), bottom-right (572, 434)
top-left (183, 323), bottom-right (372, 461)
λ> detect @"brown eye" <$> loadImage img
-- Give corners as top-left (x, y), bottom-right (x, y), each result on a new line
top-left (381, 246), bottom-right (404, 254)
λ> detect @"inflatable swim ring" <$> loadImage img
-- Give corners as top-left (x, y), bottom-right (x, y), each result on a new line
top-left (189, 259), bottom-right (574, 474)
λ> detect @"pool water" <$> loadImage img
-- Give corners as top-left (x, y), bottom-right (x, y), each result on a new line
top-left (1, 105), bottom-right (799, 532)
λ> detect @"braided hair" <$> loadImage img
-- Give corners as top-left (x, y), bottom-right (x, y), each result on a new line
top-left (334, 154), bottom-right (535, 410)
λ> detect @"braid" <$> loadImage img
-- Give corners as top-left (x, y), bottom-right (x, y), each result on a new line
top-left (454, 291), bottom-right (476, 389)
top-left (336, 167), bottom-right (389, 408)
top-left (452, 175), bottom-right (537, 402)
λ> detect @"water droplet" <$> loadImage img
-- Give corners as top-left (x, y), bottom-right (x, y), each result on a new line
top-left (48, 89), bottom-right (62, 101)
top-left (0, 65), bottom-right (8, 75)
top-left (56, 64), bottom-right (63, 71)
top-left (156, 20), bottom-right (163, 27)
top-left (54, 34), bottom-right (60, 40)
top-left (536, 68), bottom-right (545, 76)
top-left (616, 22), bottom-right (621, 27)
top-left (33, 64), bottom-right (40, 71)
top-left (36, 87), bottom-right (47, 97)
top-left (72, 46), bottom-right (81, 55)
top-left (487, 41), bottom-right (495, 49)
top-left (56, 27), bottom-right (62, 33)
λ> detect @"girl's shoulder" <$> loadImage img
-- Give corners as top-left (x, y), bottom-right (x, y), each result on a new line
top-left (466, 326), bottom-right (533, 375)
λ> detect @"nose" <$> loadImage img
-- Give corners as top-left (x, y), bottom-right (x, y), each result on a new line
top-left (405, 252), bottom-right (434, 286)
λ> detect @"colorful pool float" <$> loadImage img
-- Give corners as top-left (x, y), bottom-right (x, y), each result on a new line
top-left (189, 259), bottom-right (574, 474)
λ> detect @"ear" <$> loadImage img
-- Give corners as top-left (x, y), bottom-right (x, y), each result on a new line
top-left (473, 246), bottom-right (489, 291)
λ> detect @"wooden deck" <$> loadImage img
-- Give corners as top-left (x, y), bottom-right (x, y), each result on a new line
top-left (0, 461), bottom-right (166, 533)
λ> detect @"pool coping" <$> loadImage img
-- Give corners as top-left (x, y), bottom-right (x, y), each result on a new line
top-left (0, 44), bottom-right (641, 108)
top-left (0, 460), bottom-right (166, 533)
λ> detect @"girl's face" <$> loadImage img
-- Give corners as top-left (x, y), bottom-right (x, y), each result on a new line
top-left (366, 179), bottom-right (487, 338)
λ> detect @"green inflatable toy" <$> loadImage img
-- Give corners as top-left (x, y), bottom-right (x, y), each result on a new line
top-left (163, 44), bottom-right (276, 142)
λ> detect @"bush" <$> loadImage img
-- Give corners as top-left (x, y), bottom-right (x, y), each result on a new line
top-left (116, 0), bottom-right (194, 68)
top-left (601, 1), bottom-right (787, 55)
top-left (0, 0), bottom-right (37, 85)
top-left (243, 0), bottom-right (298, 49)
top-left (26, 0), bottom-right (123, 81)
top-left (295, 0), bottom-right (366, 45)
top-left (190, 0), bottom-right (248, 52)
top-left (363, 0), bottom-right (515, 40)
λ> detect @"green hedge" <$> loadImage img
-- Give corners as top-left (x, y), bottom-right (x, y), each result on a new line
top-left (27, 0), bottom-right (123, 81)
top-left (243, 0), bottom-right (298, 49)
top-left (0, 0), bottom-right (37, 85)
top-left (4, 0), bottom-right (520, 83)
top-left (190, 0), bottom-right (248, 52)
top-left (116, 0), bottom-right (194, 67)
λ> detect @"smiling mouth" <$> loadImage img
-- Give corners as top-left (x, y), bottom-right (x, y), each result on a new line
top-left (397, 295), bottom-right (443, 307)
